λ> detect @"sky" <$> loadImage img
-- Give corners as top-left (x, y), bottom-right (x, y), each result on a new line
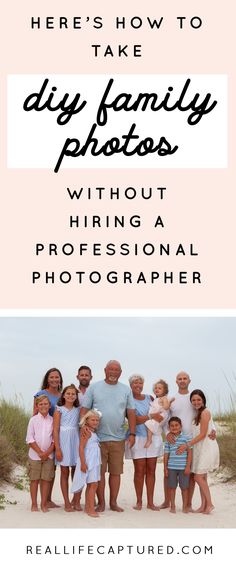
top-left (0, 316), bottom-right (235, 414)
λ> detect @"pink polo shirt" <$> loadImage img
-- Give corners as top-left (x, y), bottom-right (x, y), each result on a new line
top-left (26, 412), bottom-right (54, 460)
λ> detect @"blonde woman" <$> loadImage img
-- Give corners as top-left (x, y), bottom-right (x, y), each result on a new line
top-left (125, 375), bottom-right (164, 510)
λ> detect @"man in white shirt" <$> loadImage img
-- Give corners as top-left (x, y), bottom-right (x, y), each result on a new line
top-left (169, 371), bottom-right (195, 435)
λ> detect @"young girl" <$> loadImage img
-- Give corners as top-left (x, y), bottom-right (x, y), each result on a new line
top-left (34, 367), bottom-right (63, 416)
top-left (71, 409), bottom-right (101, 518)
top-left (53, 384), bottom-right (80, 512)
top-left (177, 389), bottom-right (219, 514)
top-left (144, 380), bottom-right (171, 448)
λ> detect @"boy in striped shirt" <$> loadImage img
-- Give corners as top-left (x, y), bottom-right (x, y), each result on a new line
top-left (164, 416), bottom-right (192, 514)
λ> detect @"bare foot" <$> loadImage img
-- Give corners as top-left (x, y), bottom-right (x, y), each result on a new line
top-left (133, 503), bottom-right (142, 510)
top-left (86, 510), bottom-right (100, 518)
top-left (158, 502), bottom-right (170, 510)
top-left (74, 504), bottom-right (83, 511)
top-left (96, 504), bottom-right (105, 512)
top-left (147, 504), bottom-right (160, 511)
top-left (203, 505), bottom-right (215, 514)
top-left (47, 501), bottom-right (60, 508)
top-left (64, 505), bottom-right (75, 512)
top-left (31, 505), bottom-right (39, 512)
top-left (186, 505), bottom-right (194, 513)
top-left (193, 506), bottom-right (205, 513)
top-left (41, 506), bottom-right (49, 513)
top-left (110, 504), bottom-right (124, 512)
top-left (170, 507), bottom-right (176, 514)
top-left (182, 507), bottom-right (189, 514)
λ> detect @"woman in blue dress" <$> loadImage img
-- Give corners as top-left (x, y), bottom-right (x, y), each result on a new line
top-left (125, 374), bottom-right (164, 510)
top-left (33, 367), bottom-right (63, 416)
top-left (72, 409), bottom-right (101, 518)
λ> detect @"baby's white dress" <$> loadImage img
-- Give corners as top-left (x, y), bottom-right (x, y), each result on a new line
top-left (145, 397), bottom-right (168, 434)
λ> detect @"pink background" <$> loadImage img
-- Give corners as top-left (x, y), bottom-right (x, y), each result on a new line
top-left (0, 1), bottom-right (235, 308)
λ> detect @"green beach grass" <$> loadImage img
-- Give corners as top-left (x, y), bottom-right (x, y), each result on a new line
top-left (0, 396), bottom-right (29, 483)
top-left (214, 410), bottom-right (236, 481)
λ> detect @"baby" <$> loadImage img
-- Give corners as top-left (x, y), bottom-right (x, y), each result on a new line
top-left (144, 379), bottom-right (171, 448)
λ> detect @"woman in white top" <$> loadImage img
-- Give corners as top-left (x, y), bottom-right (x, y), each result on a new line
top-left (177, 389), bottom-right (219, 514)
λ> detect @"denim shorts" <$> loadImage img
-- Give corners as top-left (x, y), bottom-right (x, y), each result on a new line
top-left (167, 468), bottom-right (190, 490)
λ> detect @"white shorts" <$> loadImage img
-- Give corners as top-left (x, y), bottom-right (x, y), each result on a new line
top-left (125, 434), bottom-right (163, 460)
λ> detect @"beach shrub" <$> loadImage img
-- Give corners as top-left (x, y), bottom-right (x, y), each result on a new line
top-left (0, 434), bottom-right (15, 483)
top-left (0, 397), bottom-right (29, 467)
top-left (218, 421), bottom-right (236, 481)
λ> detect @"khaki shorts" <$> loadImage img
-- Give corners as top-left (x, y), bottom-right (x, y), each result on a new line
top-left (28, 458), bottom-right (55, 481)
top-left (100, 440), bottom-right (125, 475)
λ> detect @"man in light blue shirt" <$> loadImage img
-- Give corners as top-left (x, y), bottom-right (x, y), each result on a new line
top-left (81, 360), bottom-right (136, 512)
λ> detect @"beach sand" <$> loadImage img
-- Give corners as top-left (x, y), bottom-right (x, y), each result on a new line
top-left (0, 459), bottom-right (235, 529)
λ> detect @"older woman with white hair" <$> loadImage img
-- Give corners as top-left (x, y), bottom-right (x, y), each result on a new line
top-left (125, 374), bottom-right (164, 510)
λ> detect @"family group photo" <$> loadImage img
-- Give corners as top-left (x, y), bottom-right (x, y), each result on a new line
top-left (0, 316), bottom-right (236, 529)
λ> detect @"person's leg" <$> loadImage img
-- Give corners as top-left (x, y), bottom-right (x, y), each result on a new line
top-left (96, 442), bottom-right (107, 512)
top-left (40, 459), bottom-right (58, 508)
top-left (47, 475), bottom-right (60, 508)
top-left (132, 458), bottom-right (146, 509)
top-left (40, 480), bottom-right (50, 512)
top-left (158, 476), bottom-right (170, 509)
top-left (194, 473), bottom-right (214, 513)
top-left (96, 469), bottom-right (106, 511)
top-left (169, 488), bottom-right (176, 513)
top-left (144, 429), bottom-right (153, 449)
top-left (186, 472), bottom-right (195, 511)
top-left (85, 482), bottom-right (99, 517)
top-left (179, 470), bottom-right (190, 513)
top-left (109, 474), bottom-right (124, 511)
top-left (60, 466), bottom-right (75, 511)
top-left (72, 490), bottom-right (82, 511)
top-left (108, 440), bottom-right (125, 512)
top-left (181, 488), bottom-right (189, 513)
top-left (194, 488), bottom-right (207, 512)
top-left (191, 472), bottom-right (207, 512)
top-left (30, 480), bottom-right (39, 511)
top-left (146, 457), bottom-right (159, 510)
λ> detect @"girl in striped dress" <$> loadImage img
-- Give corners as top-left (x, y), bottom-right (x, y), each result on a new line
top-left (53, 384), bottom-right (80, 512)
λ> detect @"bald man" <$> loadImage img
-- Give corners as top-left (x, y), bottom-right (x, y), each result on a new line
top-left (80, 360), bottom-right (136, 512)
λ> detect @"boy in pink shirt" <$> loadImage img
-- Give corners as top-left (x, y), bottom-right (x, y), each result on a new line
top-left (26, 395), bottom-right (55, 511)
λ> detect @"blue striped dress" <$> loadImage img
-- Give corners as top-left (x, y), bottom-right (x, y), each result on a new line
top-left (55, 405), bottom-right (80, 466)
top-left (71, 432), bottom-right (101, 493)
